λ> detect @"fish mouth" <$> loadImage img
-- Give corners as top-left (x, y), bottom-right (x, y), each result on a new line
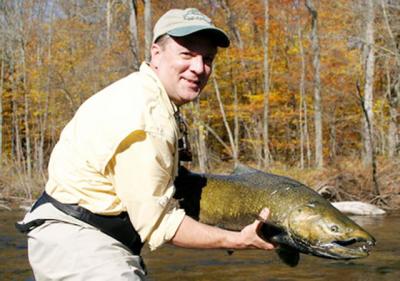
top-left (315, 237), bottom-right (376, 259)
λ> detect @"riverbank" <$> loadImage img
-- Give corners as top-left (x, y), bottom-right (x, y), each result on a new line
top-left (1, 157), bottom-right (399, 211)
top-left (290, 157), bottom-right (400, 211)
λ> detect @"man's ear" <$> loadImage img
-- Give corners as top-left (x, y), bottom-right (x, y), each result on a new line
top-left (150, 43), bottom-right (162, 67)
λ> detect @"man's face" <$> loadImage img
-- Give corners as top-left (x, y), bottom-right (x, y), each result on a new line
top-left (150, 33), bottom-right (217, 106)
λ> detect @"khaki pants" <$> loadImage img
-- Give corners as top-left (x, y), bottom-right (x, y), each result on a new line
top-left (23, 203), bottom-right (146, 281)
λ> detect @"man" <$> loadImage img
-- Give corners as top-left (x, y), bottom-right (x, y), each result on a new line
top-left (17, 8), bottom-right (275, 280)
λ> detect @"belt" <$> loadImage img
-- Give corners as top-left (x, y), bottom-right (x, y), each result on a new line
top-left (15, 191), bottom-right (143, 255)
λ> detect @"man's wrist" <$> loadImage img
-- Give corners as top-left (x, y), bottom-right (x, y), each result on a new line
top-left (224, 230), bottom-right (246, 249)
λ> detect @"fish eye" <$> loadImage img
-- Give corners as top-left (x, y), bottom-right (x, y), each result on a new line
top-left (330, 225), bottom-right (339, 233)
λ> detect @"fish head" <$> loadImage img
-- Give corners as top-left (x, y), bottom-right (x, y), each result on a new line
top-left (287, 199), bottom-right (376, 259)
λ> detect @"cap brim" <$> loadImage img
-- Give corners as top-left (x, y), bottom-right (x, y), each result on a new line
top-left (168, 26), bottom-right (230, 48)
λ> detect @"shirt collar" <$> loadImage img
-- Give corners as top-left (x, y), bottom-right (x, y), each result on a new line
top-left (139, 62), bottom-right (178, 118)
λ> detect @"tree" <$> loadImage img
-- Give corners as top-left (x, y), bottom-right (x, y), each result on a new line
top-left (295, 0), bottom-right (311, 169)
top-left (0, 46), bottom-right (4, 165)
top-left (212, 73), bottom-right (238, 164)
top-left (129, 0), bottom-right (140, 70)
top-left (262, 0), bottom-right (271, 168)
top-left (305, 0), bottom-right (323, 169)
top-left (361, 0), bottom-right (375, 166)
top-left (143, 0), bottom-right (152, 62)
top-left (380, 0), bottom-right (400, 159)
top-left (0, 0), bottom-right (399, 193)
top-left (191, 99), bottom-right (209, 172)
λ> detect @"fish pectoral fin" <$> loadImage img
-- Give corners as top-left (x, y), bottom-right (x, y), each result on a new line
top-left (276, 246), bottom-right (300, 267)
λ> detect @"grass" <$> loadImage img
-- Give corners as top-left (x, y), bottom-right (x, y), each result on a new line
top-left (263, 157), bottom-right (400, 210)
top-left (0, 159), bottom-right (46, 210)
top-left (1, 156), bottom-right (399, 211)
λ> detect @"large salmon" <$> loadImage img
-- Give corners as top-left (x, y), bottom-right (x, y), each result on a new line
top-left (174, 165), bottom-right (376, 266)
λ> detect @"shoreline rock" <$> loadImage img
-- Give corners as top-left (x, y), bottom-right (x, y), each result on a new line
top-left (332, 201), bottom-right (386, 216)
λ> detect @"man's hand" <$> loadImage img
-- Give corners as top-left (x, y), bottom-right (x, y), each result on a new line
top-left (236, 208), bottom-right (275, 250)
top-left (171, 208), bottom-right (276, 251)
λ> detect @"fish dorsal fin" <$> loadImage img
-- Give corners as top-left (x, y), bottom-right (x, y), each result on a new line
top-left (232, 164), bottom-right (259, 175)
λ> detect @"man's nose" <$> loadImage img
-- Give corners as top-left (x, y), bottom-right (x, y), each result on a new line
top-left (190, 56), bottom-right (205, 74)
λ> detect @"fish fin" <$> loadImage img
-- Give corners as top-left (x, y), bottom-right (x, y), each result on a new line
top-left (276, 247), bottom-right (300, 267)
top-left (227, 250), bottom-right (234, 256)
top-left (232, 164), bottom-right (259, 175)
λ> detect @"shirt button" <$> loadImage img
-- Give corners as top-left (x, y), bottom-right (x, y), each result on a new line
top-left (158, 196), bottom-right (169, 207)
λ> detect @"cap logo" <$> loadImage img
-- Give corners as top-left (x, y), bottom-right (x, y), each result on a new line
top-left (183, 8), bottom-right (212, 24)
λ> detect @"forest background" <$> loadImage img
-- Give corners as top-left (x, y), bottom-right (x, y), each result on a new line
top-left (0, 0), bottom-right (399, 210)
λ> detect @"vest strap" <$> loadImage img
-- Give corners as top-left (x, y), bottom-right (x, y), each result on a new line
top-left (16, 191), bottom-right (143, 255)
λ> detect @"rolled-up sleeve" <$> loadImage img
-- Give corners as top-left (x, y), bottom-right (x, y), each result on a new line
top-left (107, 130), bottom-right (185, 251)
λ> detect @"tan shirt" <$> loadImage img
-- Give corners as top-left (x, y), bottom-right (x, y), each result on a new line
top-left (45, 63), bottom-right (185, 250)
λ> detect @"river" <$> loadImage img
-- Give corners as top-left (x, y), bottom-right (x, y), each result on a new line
top-left (1, 210), bottom-right (399, 281)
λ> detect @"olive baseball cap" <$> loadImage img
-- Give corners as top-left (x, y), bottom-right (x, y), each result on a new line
top-left (153, 8), bottom-right (230, 48)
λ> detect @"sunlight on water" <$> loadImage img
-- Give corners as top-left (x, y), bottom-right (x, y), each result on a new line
top-left (1, 211), bottom-right (399, 281)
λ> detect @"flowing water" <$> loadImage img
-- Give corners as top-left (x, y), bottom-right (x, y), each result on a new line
top-left (1, 210), bottom-right (399, 281)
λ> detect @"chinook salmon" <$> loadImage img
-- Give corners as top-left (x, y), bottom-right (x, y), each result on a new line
top-left (174, 165), bottom-right (376, 266)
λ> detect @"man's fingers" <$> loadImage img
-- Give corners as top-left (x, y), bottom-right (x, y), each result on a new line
top-left (255, 208), bottom-right (275, 249)
top-left (253, 208), bottom-right (270, 223)
top-left (257, 208), bottom-right (270, 223)
top-left (254, 208), bottom-right (270, 234)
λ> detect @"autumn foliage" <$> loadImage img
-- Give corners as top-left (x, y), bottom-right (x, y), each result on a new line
top-left (0, 0), bottom-right (399, 207)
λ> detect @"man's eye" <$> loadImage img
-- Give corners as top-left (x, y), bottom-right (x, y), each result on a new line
top-left (181, 52), bottom-right (192, 58)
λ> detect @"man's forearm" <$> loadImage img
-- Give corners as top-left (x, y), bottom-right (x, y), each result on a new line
top-left (170, 215), bottom-right (243, 249)
top-left (170, 210), bottom-right (275, 251)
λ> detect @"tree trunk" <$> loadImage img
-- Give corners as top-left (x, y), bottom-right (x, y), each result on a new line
top-left (233, 83), bottom-right (239, 162)
top-left (243, 118), bottom-right (263, 167)
top-left (218, 0), bottom-right (244, 49)
top-left (357, 81), bottom-right (380, 198)
top-left (19, 35), bottom-right (32, 178)
top-left (362, 0), bottom-right (375, 166)
top-left (387, 71), bottom-right (399, 159)
top-left (192, 99), bottom-right (208, 172)
top-left (0, 45), bottom-right (4, 165)
top-left (262, 0), bottom-right (271, 168)
top-left (329, 112), bottom-right (337, 163)
top-left (38, 3), bottom-right (53, 175)
top-left (106, 0), bottom-right (112, 48)
top-left (129, 0), bottom-right (140, 70)
top-left (306, 0), bottom-right (323, 169)
top-left (218, 0), bottom-right (254, 94)
top-left (296, 13), bottom-right (308, 169)
top-left (15, 0), bottom-right (33, 177)
top-left (379, 0), bottom-right (400, 67)
top-left (10, 56), bottom-right (23, 170)
top-left (212, 74), bottom-right (237, 164)
top-left (380, 0), bottom-right (400, 158)
top-left (143, 0), bottom-right (152, 62)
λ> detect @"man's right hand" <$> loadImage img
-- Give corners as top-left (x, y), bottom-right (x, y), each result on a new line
top-left (236, 208), bottom-right (275, 250)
